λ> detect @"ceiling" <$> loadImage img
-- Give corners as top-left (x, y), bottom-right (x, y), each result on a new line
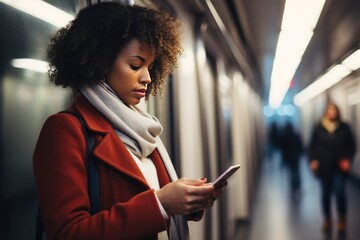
top-left (1, 0), bottom-right (359, 106)
top-left (193, 0), bottom-right (360, 104)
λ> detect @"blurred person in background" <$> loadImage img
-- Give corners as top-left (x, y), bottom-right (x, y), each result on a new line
top-left (267, 121), bottom-right (280, 160)
top-left (33, 2), bottom-right (225, 239)
top-left (309, 102), bottom-right (356, 236)
top-left (278, 121), bottom-right (303, 196)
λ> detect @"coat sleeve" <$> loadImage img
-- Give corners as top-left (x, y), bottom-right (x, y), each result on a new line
top-left (344, 123), bottom-right (356, 161)
top-left (308, 125), bottom-right (319, 162)
top-left (33, 114), bottom-right (167, 240)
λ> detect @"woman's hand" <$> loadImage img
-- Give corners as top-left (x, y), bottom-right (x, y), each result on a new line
top-left (339, 158), bottom-right (350, 172)
top-left (199, 180), bottom-right (227, 209)
top-left (310, 160), bottom-right (319, 172)
top-left (156, 178), bottom-right (218, 215)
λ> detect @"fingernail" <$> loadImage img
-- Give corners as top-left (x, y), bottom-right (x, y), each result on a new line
top-left (201, 177), bottom-right (206, 181)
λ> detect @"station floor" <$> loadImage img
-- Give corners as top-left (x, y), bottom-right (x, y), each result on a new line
top-left (241, 152), bottom-right (360, 240)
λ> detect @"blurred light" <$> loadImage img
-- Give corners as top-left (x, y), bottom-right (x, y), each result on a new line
top-left (276, 106), bottom-right (285, 116)
top-left (0, 0), bottom-right (74, 28)
top-left (11, 58), bottom-right (49, 73)
top-left (268, 0), bottom-right (326, 108)
top-left (263, 104), bottom-right (296, 117)
top-left (281, 0), bottom-right (326, 30)
top-left (294, 48), bottom-right (360, 106)
top-left (284, 104), bottom-right (296, 116)
top-left (263, 105), bottom-right (275, 117)
top-left (342, 49), bottom-right (360, 71)
top-left (205, 0), bottom-right (227, 33)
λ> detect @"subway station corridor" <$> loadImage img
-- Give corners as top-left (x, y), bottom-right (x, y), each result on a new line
top-left (1, 1), bottom-right (360, 239)
top-left (246, 152), bottom-right (360, 240)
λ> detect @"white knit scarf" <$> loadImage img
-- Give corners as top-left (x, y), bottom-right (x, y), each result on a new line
top-left (80, 81), bottom-right (163, 158)
top-left (80, 82), bottom-right (189, 240)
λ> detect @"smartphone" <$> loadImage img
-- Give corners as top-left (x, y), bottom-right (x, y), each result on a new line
top-left (212, 164), bottom-right (240, 187)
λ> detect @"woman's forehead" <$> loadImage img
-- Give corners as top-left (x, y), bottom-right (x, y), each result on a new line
top-left (121, 39), bottom-right (156, 60)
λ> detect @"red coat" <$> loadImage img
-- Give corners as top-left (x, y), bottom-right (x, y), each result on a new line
top-left (33, 95), bottom-right (180, 239)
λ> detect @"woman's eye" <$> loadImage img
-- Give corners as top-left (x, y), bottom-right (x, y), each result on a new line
top-left (130, 65), bottom-right (140, 70)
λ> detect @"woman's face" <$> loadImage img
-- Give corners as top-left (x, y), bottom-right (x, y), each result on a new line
top-left (326, 104), bottom-right (338, 121)
top-left (106, 39), bottom-right (155, 106)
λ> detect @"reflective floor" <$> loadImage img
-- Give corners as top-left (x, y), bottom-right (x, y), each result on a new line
top-left (246, 152), bottom-right (360, 240)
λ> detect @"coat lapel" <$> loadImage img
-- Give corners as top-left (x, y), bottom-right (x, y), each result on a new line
top-left (71, 95), bottom-right (149, 189)
top-left (150, 149), bottom-right (171, 187)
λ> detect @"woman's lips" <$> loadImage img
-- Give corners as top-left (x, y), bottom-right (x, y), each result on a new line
top-left (134, 89), bottom-right (146, 98)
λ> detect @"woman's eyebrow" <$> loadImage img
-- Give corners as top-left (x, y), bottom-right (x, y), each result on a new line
top-left (130, 55), bottom-right (146, 62)
top-left (130, 55), bottom-right (155, 64)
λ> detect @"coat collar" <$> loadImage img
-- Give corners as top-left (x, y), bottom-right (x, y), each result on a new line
top-left (71, 94), bottom-right (149, 189)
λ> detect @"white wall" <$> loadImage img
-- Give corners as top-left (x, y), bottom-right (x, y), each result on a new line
top-left (171, 2), bottom-right (205, 239)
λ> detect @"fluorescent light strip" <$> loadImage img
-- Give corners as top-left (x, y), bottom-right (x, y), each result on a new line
top-left (11, 58), bottom-right (49, 73)
top-left (342, 49), bottom-right (360, 71)
top-left (205, 0), bottom-right (227, 33)
top-left (268, 0), bottom-right (326, 108)
top-left (294, 49), bottom-right (360, 106)
top-left (0, 0), bottom-right (74, 28)
top-left (281, 0), bottom-right (326, 30)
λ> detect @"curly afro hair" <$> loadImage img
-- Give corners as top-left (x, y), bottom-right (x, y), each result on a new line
top-left (47, 2), bottom-right (183, 96)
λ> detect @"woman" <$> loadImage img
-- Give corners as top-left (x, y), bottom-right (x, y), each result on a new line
top-left (33, 3), bottom-right (224, 239)
top-left (309, 103), bottom-right (356, 236)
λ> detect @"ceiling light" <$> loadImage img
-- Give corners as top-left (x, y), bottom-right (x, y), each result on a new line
top-left (281, 0), bottom-right (326, 30)
top-left (11, 58), bottom-right (49, 73)
top-left (0, 0), bottom-right (74, 28)
top-left (263, 105), bottom-right (275, 117)
top-left (294, 63), bottom-right (352, 106)
top-left (294, 47), bottom-right (360, 106)
top-left (268, 0), bottom-right (326, 108)
top-left (341, 49), bottom-right (360, 71)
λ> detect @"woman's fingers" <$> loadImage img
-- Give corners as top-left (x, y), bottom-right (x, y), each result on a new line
top-left (156, 177), bottom-right (229, 215)
top-left (198, 197), bottom-right (216, 209)
top-left (157, 178), bottom-right (215, 215)
top-left (179, 177), bottom-right (207, 186)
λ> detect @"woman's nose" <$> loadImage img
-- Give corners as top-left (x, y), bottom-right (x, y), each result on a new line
top-left (140, 69), bottom-right (152, 85)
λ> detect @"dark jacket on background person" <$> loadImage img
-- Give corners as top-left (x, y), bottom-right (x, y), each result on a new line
top-left (279, 123), bottom-right (303, 166)
top-left (309, 121), bottom-right (356, 179)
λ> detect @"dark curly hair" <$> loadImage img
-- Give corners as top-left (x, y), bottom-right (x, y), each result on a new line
top-left (47, 2), bottom-right (183, 96)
